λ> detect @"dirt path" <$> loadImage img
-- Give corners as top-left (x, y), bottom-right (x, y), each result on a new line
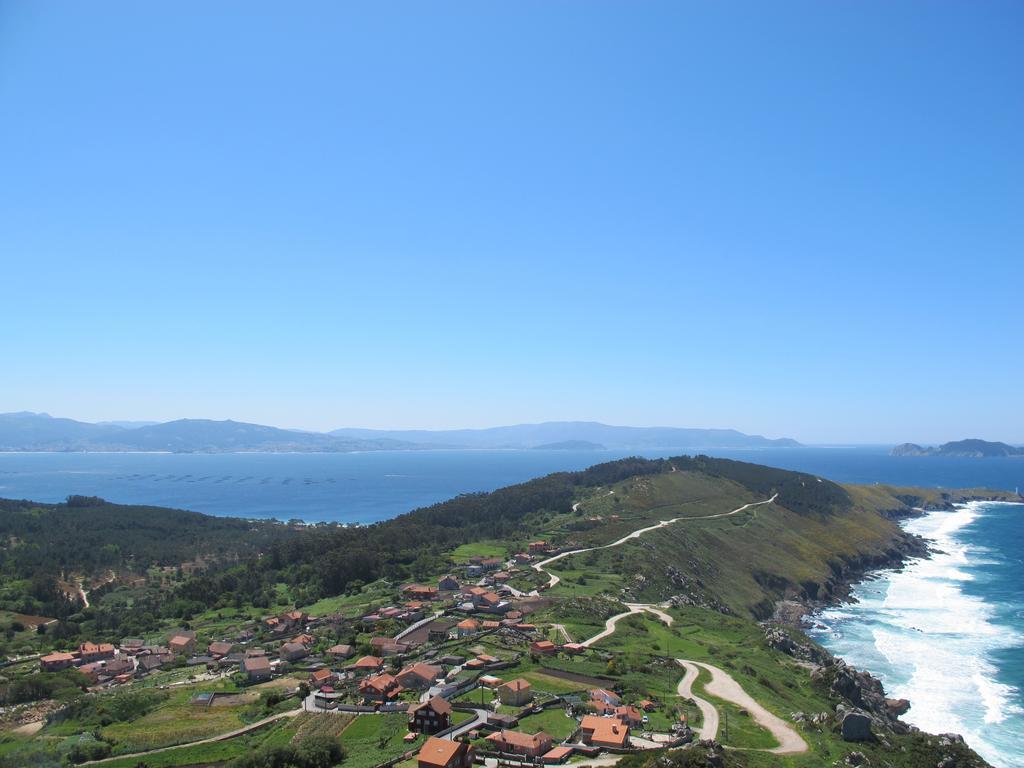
top-left (676, 660), bottom-right (808, 755)
top-left (676, 661), bottom-right (718, 740)
top-left (580, 603), bottom-right (674, 647)
top-left (551, 623), bottom-right (574, 643)
top-left (530, 494), bottom-right (776, 593)
top-left (81, 708), bottom-right (302, 764)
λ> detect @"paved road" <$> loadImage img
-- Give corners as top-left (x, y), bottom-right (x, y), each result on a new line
top-left (445, 707), bottom-right (489, 739)
top-left (675, 660), bottom-right (808, 755)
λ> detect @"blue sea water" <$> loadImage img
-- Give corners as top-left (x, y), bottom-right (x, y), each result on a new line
top-left (0, 445), bottom-right (1020, 523)
top-left (1, 445), bottom-right (1023, 764)
top-left (808, 501), bottom-right (1024, 768)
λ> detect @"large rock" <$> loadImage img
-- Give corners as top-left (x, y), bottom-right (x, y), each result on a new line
top-left (841, 710), bottom-right (874, 742)
top-left (886, 698), bottom-right (911, 717)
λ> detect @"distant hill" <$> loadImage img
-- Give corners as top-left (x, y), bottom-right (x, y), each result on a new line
top-left (892, 439), bottom-right (1024, 458)
top-left (0, 413), bottom-right (801, 453)
top-left (329, 421), bottom-right (801, 450)
top-left (531, 440), bottom-right (606, 450)
top-left (0, 413), bottom-right (419, 453)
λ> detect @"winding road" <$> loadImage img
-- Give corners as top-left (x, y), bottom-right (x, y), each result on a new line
top-left (580, 603), bottom-right (674, 647)
top-left (530, 494), bottom-right (777, 593)
top-left (674, 660), bottom-right (808, 755)
top-left (532, 491), bottom-right (808, 757)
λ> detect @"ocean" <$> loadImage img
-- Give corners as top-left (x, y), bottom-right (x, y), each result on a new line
top-left (1, 445), bottom-right (1023, 764)
top-left (808, 501), bottom-right (1024, 768)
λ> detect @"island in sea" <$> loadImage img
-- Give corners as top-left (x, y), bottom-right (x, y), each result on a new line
top-left (891, 438), bottom-right (1024, 457)
top-left (1, 455), bottom-right (1018, 768)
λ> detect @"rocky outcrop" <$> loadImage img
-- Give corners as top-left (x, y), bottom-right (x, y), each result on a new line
top-left (763, 626), bottom-right (831, 665)
top-left (838, 707), bottom-right (873, 741)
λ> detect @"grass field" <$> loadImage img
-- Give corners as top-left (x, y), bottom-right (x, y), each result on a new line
top-left (515, 706), bottom-right (577, 740)
top-left (338, 714), bottom-right (413, 768)
top-left (449, 541), bottom-right (507, 563)
top-left (83, 717), bottom-right (298, 768)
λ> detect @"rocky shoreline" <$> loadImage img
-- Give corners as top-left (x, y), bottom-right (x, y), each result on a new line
top-left (765, 502), bottom-right (1006, 767)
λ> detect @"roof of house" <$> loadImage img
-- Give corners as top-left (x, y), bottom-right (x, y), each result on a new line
top-left (580, 715), bottom-right (629, 747)
top-left (280, 642), bottom-right (307, 655)
top-left (410, 695), bottom-right (452, 716)
top-left (244, 656), bottom-right (272, 672)
top-left (615, 705), bottom-right (644, 721)
top-left (456, 619), bottom-right (480, 629)
top-left (500, 678), bottom-right (531, 692)
top-left (208, 642), bottom-right (234, 655)
top-left (352, 655), bottom-right (382, 668)
top-left (359, 673), bottom-right (397, 693)
top-left (399, 662), bottom-right (442, 681)
top-left (327, 644), bottom-right (353, 655)
top-left (42, 652), bottom-right (75, 663)
top-left (544, 746), bottom-right (573, 762)
top-left (310, 668), bottom-right (333, 682)
top-left (417, 737), bottom-right (464, 767)
top-left (488, 729), bottom-right (551, 750)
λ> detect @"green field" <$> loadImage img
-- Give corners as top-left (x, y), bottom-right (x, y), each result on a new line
top-left (515, 706), bottom-right (578, 740)
top-left (338, 714), bottom-right (413, 768)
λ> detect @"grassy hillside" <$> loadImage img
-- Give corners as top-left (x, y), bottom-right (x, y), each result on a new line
top-left (537, 469), bottom-right (932, 618)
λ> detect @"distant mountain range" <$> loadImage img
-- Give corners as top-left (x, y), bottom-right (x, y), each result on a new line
top-left (0, 412), bottom-right (801, 453)
top-left (891, 439), bottom-right (1024, 458)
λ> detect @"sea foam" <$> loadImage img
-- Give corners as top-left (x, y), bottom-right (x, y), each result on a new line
top-left (811, 502), bottom-right (1024, 768)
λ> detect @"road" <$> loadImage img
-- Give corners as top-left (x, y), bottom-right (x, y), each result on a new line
top-left (580, 603), bottom-right (674, 648)
top-left (81, 708), bottom-right (302, 764)
top-left (676, 660), bottom-right (718, 740)
top-left (445, 707), bottom-right (489, 738)
top-left (530, 495), bottom-right (777, 594)
top-left (675, 660), bottom-right (808, 755)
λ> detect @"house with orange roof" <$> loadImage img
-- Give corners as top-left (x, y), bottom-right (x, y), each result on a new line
top-left (78, 641), bottom-right (116, 663)
top-left (40, 651), bottom-right (75, 672)
top-left (455, 619), bottom-right (480, 638)
top-left (543, 745), bottom-right (574, 764)
top-left (402, 584), bottom-right (440, 601)
top-left (350, 655), bottom-right (384, 674)
top-left (530, 640), bottom-right (558, 655)
top-left (416, 736), bottom-right (474, 768)
top-left (359, 673), bottom-right (401, 703)
top-left (167, 634), bottom-right (195, 656)
top-left (580, 715), bottom-right (630, 749)
top-left (485, 729), bottom-right (552, 757)
top-left (396, 662), bottom-right (442, 690)
top-left (498, 678), bottom-right (532, 706)
top-left (309, 668), bottom-right (335, 687)
top-left (208, 641), bottom-right (234, 658)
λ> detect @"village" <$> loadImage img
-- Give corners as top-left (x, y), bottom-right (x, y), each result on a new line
top-left (33, 541), bottom-right (699, 767)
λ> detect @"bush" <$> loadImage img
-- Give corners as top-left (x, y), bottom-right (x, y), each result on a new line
top-left (228, 735), bottom-right (345, 768)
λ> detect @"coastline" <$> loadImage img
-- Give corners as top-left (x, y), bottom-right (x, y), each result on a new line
top-left (796, 500), bottom-right (1024, 768)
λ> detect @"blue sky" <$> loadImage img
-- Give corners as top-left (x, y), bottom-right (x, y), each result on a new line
top-left (1, 2), bottom-right (1021, 444)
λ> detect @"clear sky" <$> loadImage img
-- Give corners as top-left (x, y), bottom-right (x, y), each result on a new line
top-left (1, 2), bottom-right (1021, 444)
